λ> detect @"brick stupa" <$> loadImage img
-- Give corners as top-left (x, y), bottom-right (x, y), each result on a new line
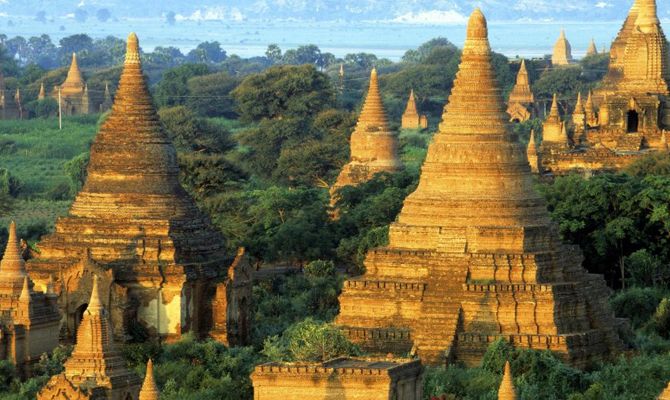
top-left (540, 0), bottom-right (670, 176)
top-left (552, 30), bottom-right (573, 66)
top-left (331, 68), bottom-right (402, 195)
top-left (401, 89), bottom-right (428, 130)
top-left (659, 381), bottom-right (670, 400)
top-left (506, 60), bottom-right (535, 122)
top-left (0, 222), bottom-right (60, 373)
top-left (336, 9), bottom-right (625, 366)
top-left (139, 359), bottom-right (160, 400)
top-left (53, 53), bottom-right (90, 116)
top-left (498, 362), bottom-right (517, 400)
top-left (28, 33), bottom-right (252, 345)
top-left (37, 275), bottom-right (142, 400)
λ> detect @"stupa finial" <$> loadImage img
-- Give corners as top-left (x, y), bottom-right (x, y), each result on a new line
top-left (125, 32), bottom-right (141, 65)
top-left (139, 359), bottom-right (160, 400)
top-left (498, 361), bottom-right (517, 400)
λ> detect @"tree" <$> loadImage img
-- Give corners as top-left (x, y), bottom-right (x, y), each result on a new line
top-left (265, 44), bottom-right (282, 64)
top-left (186, 72), bottom-right (240, 117)
top-left (154, 64), bottom-right (210, 107)
top-left (344, 52), bottom-right (378, 69)
top-left (158, 106), bottom-right (235, 153)
top-left (232, 64), bottom-right (335, 122)
top-left (59, 34), bottom-right (93, 64)
top-left (187, 41), bottom-right (227, 64)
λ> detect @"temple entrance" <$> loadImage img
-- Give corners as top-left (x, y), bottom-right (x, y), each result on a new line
top-left (627, 110), bottom-right (639, 133)
top-left (74, 303), bottom-right (88, 337)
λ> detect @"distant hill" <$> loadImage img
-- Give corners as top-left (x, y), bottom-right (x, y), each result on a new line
top-left (1, 0), bottom-right (668, 24)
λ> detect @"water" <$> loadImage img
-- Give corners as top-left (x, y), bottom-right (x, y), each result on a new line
top-left (2, 16), bottom-right (665, 60)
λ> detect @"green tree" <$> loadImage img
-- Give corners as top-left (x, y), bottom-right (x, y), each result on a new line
top-left (232, 64), bottom-right (335, 122)
top-left (187, 41), bottom-right (227, 64)
top-left (186, 72), bottom-right (240, 118)
top-left (158, 106), bottom-right (235, 153)
top-left (265, 44), bottom-right (282, 64)
top-left (154, 64), bottom-right (210, 107)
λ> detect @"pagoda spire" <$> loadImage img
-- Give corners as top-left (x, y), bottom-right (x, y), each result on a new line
top-left (0, 221), bottom-right (28, 292)
top-left (636, 0), bottom-right (660, 34)
top-left (404, 89), bottom-right (418, 115)
top-left (356, 68), bottom-right (389, 131)
top-left (139, 359), bottom-right (160, 400)
top-left (38, 82), bottom-right (46, 100)
top-left (587, 39), bottom-right (598, 56)
top-left (527, 130), bottom-right (541, 174)
top-left (575, 92), bottom-right (585, 114)
top-left (547, 94), bottom-right (561, 122)
top-left (498, 361), bottom-right (517, 400)
top-left (62, 53), bottom-right (84, 90)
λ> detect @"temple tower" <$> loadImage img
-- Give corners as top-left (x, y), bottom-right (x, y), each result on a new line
top-left (38, 82), bottom-right (46, 100)
top-left (506, 60), bottom-right (535, 122)
top-left (572, 92), bottom-right (586, 134)
top-left (28, 33), bottom-right (252, 345)
top-left (552, 30), bottom-right (573, 66)
top-left (37, 275), bottom-right (142, 400)
top-left (0, 222), bottom-right (60, 374)
top-left (336, 9), bottom-right (625, 367)
top-left (527, 130), bottom-right (541, 174)
top-left (541, 94), bottom-right (568, 147)
top-left (331, 68), bottom-right (402, 196)
top-left (139, 359), bottom-right (160, 400)
top-left (584, 91), bottom-right (597, 127)
top-left (100, 82), bottom-right (113, 113)
top-left (401, 89), bottom-right (428, 130)
top-left (586, 39), bottom-right (598, 57)
top-left (498, 362), bottom-right (517, 400)
top-left (52, 53), bottom-right (90, 116)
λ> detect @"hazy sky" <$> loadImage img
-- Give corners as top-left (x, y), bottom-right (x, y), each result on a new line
top-left (0, 0), bottom-right (668, 23)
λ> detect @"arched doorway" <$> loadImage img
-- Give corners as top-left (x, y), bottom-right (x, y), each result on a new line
top-left (74, 303), bottom-right (88, 338)
top-left (627, 110), bottom-right (639, 133)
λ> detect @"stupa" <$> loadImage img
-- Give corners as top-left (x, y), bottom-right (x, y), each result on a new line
top-left (586, 39), bottom-right (598, 57)
top-left (0, 71), bottom-right (21, 120)
top-left (527, 130), bottom-right (541, 173)
top-left (28, 33), bottom-right (252, 345)
top-left (37, 275), bottom-right (142, 400)
top-left (139, 359), bottom-right (160, 400)
top-left (498, 362), bottom-right (517, 400)
top-left (0, 222), bottom-right (60, 374)
top-left (38, 82), bottom-right (46, 100)
top-left (100, 82), bottom-right (113, 113)
top-left (552, 30), bottom-right (573, 66)
top-left (336, 9), bottom-right (625, 367)
top-left (506, 60), bottom-right (536, 122)
top-left (52, 53), bottom-right (90, 116)
top-left (401, 89), bottom-right (428, 130)
top-left (539, 0), bottom-right (670, 176)
top-left (331, 68), bottom-right (402, 195)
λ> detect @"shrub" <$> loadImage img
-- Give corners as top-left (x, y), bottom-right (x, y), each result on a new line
top-left (610, 287), bottom-right (666, 329)
top-left (304, 260), bottom-right (336, 279)
top-left (0, 169), bottom-right (22, 197)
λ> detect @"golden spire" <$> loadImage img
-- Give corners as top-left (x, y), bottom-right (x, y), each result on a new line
top-left (547, 93), bottom-right (561, 122)
top-left (552, 29), bottom-right (573, 66)
top-left (87, 274), bottom-right (103, 315)
top-left (356, 68), bottom-right (389, 131)
top-left (527, 129), bottom-right (541, 174)
top-left (139, 359), bottom-right (160, 400)
top-left (0, 221), bottom-right (28, 291)
top-left (575, 92), bottom-right (585, 114)
top-left (636, 0), bottom-right (660, 34)
top-left (587, 39), bottom-right (598, 56)
top-left (508, 59), bottom-right (534, 104)
top-left (61, 53), bottom-right (85, 93)
top-left (498, 361), bottom-right (517, 400)
top-left (125, 32), bottom-right (141, 65)
top-left (404, 89), bottom-right (418, 115)
top-left (38, 82), bottom-right (45, 100)
top-left (438, 8), bottom-right (510, 137)
top-left (585, 91), bottom-right (595, 114)
top-left (19, 275), bottom-right (31, 303)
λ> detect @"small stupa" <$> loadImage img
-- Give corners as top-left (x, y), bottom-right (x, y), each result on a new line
top-left (498, 362), bottom-right (517, 400)
top-left (139, 359), bottom-right (160, 400)
top-left (527, 130), bottom-right (541, 173)
top-left (659, 381), bottom-right (670, 400)
top-left (586, 39), bottom-right (598, 57)
top-left (507, 59), bottom-right (535, 122)
top-left (331, 68), bottom-right (402, 197)
top-left (541, 94), bottom-right (567, 147)
top-left (38, 82), bottom-right (46, 100)
top-left (401, 89), bottom-right (428, 130)
top-left (552, 30), bottom-right (573, 66)
top-left (572, 92), bottom-right (586, 133)
top-left (100, 82), bottom-right (113, 113)
top-left (52, 53), bottom-right (90, 115)
top-left (37, 275), bottom-right (142, 400)
top-left (336, 8), bottom-right (624, 367)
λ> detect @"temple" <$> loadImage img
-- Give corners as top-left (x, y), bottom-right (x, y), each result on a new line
top-left (251, 357), bottom-right (424, 400)
top-left (27, 33), bottom-right (252, 345)
top-left (552, 30), bottom-right (573, 66)
top-left (52, 53), bottom-right (90, 116)
top-left (139, 359), bottom-right (160, 400)
top-left (498, 362), bottom-right (517, 400)
top-left (539, 0), bottom-right (670, 176)
top-left (100, 82), bottom-right (113, 113)
top-left (331, 68), bottom-right (402, 196)
top-left (38, 82), bottom-right (46, 101)
top-left (401, 89), bottom-right (428, 130)
top-left (0, 71), bottom-right (21, 120)
top-left (506, 60), bottom-right (536, 122)
top-left (37, 275), bottom-right (142, 400)
top-left (336, 9), bottom-right (625, 367)
top-left (0, 222), bottom-right (60, 374)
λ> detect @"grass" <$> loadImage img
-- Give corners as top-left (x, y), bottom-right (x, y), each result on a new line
top-left (0, 115), bottom-right (98, 197)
